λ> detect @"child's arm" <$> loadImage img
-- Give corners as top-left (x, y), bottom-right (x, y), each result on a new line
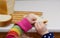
top-left (6, 25), bottom-right (23, 38)
top-left (34, 22), bottom-right (54, 38)
top-left (6, 14), bottom-right (38, 38)
top-left (6, 18), bottom-right (32, 38)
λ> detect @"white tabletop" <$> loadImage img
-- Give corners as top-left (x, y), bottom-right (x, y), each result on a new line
top-left (0, 1), bottom-right (60, 32)
top-left (0, 24), bottom-right (14, 32)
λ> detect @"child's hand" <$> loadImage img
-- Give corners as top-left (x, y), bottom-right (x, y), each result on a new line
top-left (24, 14), bottom-right (38, 24)
top-left (35, 22), bottom-right (49, 35)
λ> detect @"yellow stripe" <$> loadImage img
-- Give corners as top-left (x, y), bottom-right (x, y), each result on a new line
top-left (10, 27), bottom-right (21, 36)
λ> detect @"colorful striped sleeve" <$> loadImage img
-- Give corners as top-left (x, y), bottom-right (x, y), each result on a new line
top-left (6, 25), bottom-right (23, 38)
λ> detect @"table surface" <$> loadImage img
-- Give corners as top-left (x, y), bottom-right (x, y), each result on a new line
top-left (0, 11), bottom-right (60, 32)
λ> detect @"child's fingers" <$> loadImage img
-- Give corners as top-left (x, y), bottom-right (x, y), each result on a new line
top-left (32, 20), bottom-right (37, 24)
top-left (35, 22), bottom-right (46, 28)
top-left (35, 22), bottom-right (39, 30)
top-left (35, 22), bottom-right (42, 30)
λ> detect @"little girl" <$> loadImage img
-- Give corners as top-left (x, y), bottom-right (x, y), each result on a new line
top-left (6, 14), bottom-right (54, 38)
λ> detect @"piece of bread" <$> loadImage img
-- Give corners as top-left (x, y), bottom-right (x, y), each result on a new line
top-left (36, 17), bottom-right (48, 24)
top-left (0, 15), bottom-right (12, 27)
top-left (35, 15), bottom-right (48, 24)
